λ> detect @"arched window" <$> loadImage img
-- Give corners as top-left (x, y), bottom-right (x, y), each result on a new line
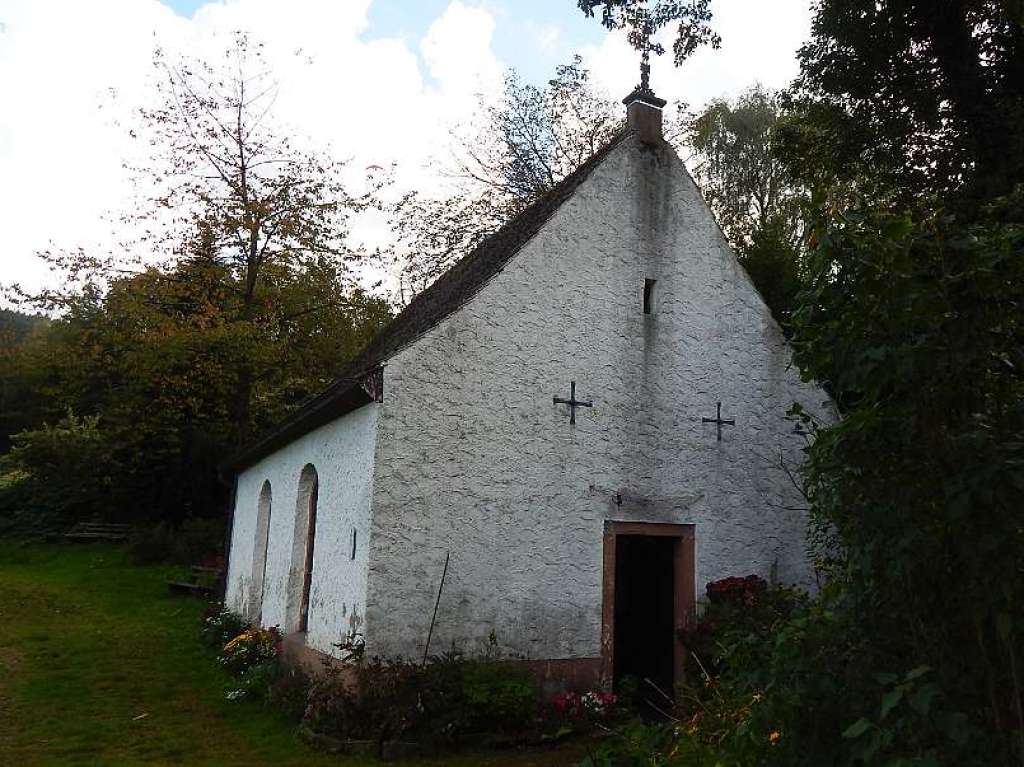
top-left (249, 480), bottom-right (273, 623)
top-left (288, 464), bottom-right (319, 633)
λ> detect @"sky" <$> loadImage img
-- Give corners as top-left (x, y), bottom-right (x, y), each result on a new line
top-left (0, 0), bottom-right (813, 299)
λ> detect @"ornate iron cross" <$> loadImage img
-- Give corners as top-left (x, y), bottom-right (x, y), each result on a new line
top-left (637, 14), bottom-right (655, 95)
top-left (702, 401), bottom-right (735, 442)
top-left (622, 10), bottom-right (665, 107)
top-left (553, 380), bottom-right (593, 425)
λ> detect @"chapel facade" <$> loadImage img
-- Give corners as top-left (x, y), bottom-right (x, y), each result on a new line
top-left (223, 91), bottom-right (830, 692)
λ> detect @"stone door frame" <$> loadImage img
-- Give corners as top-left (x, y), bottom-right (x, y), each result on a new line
top-left (600, 521), bottom-right (696, 689)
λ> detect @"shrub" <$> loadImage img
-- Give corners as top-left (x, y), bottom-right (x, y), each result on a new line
top-left (127, 522), bottom-right (183, 565)
top-left (303, 649), bottom-right (544, 746)
top-left (219, 626), bottom-right (282, 676)
top-left (199, 604), bottom-right (248, 650)
top-left (452, 658), bottom-right (540, 735)
top-left (577, 719), bottom-right (720, 767)
top-left (267, 664), bottom-right (312, 721)
top-left (0, 411), bottom-right (116, 531)
top-left (549, 689), bottom-right (620, 734)
top-left (128, 515), bottom-right (225, 565)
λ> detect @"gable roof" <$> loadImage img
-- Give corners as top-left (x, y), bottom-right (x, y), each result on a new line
top-left (224, 128), bottom-right (631, 473)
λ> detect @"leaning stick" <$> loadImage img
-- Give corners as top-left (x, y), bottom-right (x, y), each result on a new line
top-left (422, 550), bottom-right (450, 665)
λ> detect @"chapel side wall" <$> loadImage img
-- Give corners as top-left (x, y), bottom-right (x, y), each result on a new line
top-left (224, 405), bottom-right (379, 655)
top-left (363, 136), bottom-right (830, 663)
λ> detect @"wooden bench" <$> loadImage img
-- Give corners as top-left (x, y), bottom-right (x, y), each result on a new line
top-left (168, 565), bottom-right (223, 598)
top-left (64, 522), bottom-right (131, 542)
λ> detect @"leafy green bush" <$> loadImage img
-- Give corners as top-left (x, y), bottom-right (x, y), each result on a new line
top-left (266, 664), bottom-right (312, 721)
top-left (786, 194), bottom-right (1024, 764)
top-left (577, 719), bottom-right (719, 767)
top-left (128, 515), bottom-right (225, 565)
top-left (0, 411), bottom-right (117, 531)
top-left (199, 604), bottom-right (248, 650)
top-left (303, 648), bottom-right (543, 747)
top-left (127, 522), bottom-right (183, 565)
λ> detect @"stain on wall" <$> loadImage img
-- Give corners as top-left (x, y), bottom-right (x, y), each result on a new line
top-left (362, 135), bottom-right (830, 661)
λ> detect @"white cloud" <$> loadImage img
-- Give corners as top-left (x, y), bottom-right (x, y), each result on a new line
top-left (581, 0), bottom-right (811, 109)
top-left (0, 0), bottom-right (810, 300)
top-left (422, 1), bottom-right (502, 100)
top-left (0, 0), bottom-right (504, 298)
top-left (527, 21), bottom-right (561, 57)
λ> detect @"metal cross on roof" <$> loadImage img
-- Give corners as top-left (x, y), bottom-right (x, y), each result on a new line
top-left (638, 16), bottom-right (654, 94)
top-left (622, 11), bottom-right (666, 108)
top-left (553, 380), bottom-right (593, 425)
top-left (702, 401), bottom-right (735, 442)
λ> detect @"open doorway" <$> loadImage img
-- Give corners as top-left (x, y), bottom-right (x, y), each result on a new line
top-left (601, 522), bottom-right (695, 709)
top-left (614, 535), bottom-right (675, 697)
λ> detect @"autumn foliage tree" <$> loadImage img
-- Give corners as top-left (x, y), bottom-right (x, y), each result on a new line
top-left (1, 34), bottom-right (391, 530)
top-left (130, 33), bottom-right (385, 441)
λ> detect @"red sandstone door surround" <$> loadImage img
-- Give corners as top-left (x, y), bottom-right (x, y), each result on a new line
top-left (600, 521), bottom-right (696, 690)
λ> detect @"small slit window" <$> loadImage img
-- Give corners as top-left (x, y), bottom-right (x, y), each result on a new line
top-left (643, 279), bottom-right (656, 315)
top-left (350, 528), bottom-right (357, 560)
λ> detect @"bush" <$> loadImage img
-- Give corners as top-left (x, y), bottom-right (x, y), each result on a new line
top-left (219, 626), bottom-right (282, 676)
top-left (266, 664), bottom-right (312, 721)
top-left (128, 515), bottom-right (225, 565)
top-left (127, 522), bottom-right (182, 565)
top-left (199, 605), bottom-right (309, 715)
top-left (577, 719), bottom-right (720, 767)
top-left (591, 571), bottom-right (998, 766)
top-left (199, 604), bottom-right (248, 650)
top-left (0, 411), bottom-right (117, 531)
top-left (303, 648), bottom-right (545, 747)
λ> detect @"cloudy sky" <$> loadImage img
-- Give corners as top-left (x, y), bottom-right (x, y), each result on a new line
top-left (0, 0), bottom-right (812, 297)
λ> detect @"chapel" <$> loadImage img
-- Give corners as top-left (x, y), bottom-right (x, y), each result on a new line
top-left (222, 83), bottom-right (831, 693)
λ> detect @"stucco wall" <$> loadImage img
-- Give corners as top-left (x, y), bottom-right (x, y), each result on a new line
top-left (225, 405), bottom-right (379, 655)
top-left (362, 134), bottom-right (831, 662)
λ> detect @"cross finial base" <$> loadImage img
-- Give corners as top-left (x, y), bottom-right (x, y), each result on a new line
top-left (622, 87), bottom-right (667, 109)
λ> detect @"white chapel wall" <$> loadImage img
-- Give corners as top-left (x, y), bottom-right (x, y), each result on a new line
top-left (225, 404), bottom-right (379, 655)
top-left (360, 134), bottom-right (830, 664)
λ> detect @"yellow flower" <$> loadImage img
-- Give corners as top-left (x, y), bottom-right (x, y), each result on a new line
top-left (769, 731), bottom-right (781, 746)
top-left (223, 629), bottom-right (254, 653)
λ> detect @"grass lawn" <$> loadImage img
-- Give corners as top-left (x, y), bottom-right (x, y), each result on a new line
top-left (0, 542), bottom-right (590, 766)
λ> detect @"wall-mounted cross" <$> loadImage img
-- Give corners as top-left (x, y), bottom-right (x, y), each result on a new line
top-left (702, 401), bottom-right (735, 442)
top-left (553, 380), bottom-right (593, 425)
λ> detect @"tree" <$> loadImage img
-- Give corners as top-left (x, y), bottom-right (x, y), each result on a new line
top-left (576, 0), bottom-right (720, 67)
top-left (126, 32), bottom-right (383, 440)
top-left (389, 57), bottom-right (685, 299)
top-left (0, 310), bottom-right (49, 452)
top-left (719, 2), bottom-right (1024, 761)
top-left (688, 85), bottom-right (804, 324)
top-left (1, 33), bottom-right (393, 527)
top-left (1, 249), bottom-right (390, 527)
top-left (780, 0), bottom-right (1024, 206)
top-left (785, 192), bottom-right (1024, 764)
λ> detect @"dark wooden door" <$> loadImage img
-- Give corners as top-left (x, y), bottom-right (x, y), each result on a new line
top-left (299, 478), bottom-right (318, 632)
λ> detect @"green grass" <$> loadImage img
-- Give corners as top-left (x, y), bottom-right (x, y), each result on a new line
top-left (0, 543), bottom-right (588, 766)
